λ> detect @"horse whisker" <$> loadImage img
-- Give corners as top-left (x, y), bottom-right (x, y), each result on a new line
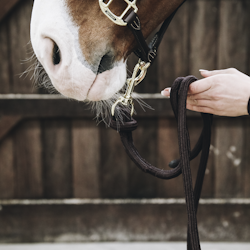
top-left (21, 48), bottom-right (151, 125)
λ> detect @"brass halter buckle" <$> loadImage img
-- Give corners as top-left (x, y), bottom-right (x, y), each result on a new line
top-left (99, 0), bottom-right (138, 26)
top-left (111, 60), bottom-right (150, 116)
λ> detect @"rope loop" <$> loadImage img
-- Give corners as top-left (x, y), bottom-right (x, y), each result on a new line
top-left (111, 76), bottom-right (213, 250)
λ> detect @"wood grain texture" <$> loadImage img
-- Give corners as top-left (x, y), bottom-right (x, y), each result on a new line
top-left (189, 0), bottom-right (219, 75)
top-left (188, 0), bottom-right (219, 198)
top-left (0, 135), bottom-right (15, 198)
top-left (157, 118), bottom-right (184, 198)
top-left (201, 130), bottom-right (215, 198)
top-left (0, 21), bottom-right (12, 93)
top-left (214, 118), bottom-right (245, 198)
top-left (99, 124), bottom-right (128, 198)
top-left (7, 0), bottom-right (35, 93)
top-left (0, 115), bottom-right (22, 142)
top-left (214, 0), bottom-right (250, 198)
top-left (0, 0), bottom-right (21, 22)
top-left (42, 119), bottom-right (72, 198)
top-left (157, 117), bottom-right (214, 198)
top-left (0, 200), bottom-right (249, 242)
top-left (127, 118), bottom-right (158, 198)
top-left (218, 0), bottom-right (250, 73)
top-left (13, 120), bottom-right (43, 198)
top-left (0, 95), bottom-right (200, 118)
top-left (0, 0), bottom-right (250, 201)
top-left (72, 119), bottom-right (100, 198)
top-left (158, 1), bottom-right (189, 90)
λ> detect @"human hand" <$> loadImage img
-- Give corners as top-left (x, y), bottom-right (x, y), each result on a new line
top-left (161, 68), bottom-right (250, 117)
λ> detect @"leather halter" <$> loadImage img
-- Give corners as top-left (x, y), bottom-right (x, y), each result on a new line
top-left (99, 1), bottom-right (212, 250)
top-left (99, 0), bottom-right (184, 64)
top-left (99, 0), bottom-right (186, 115)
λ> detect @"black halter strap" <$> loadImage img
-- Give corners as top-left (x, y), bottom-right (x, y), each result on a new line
top-left (125, 0), bottom-right (187, 63)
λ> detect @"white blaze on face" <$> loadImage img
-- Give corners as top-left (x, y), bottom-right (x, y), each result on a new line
top-left (30, 0), bottom-right (126, 101)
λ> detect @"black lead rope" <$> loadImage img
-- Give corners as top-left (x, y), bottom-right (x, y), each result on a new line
top-left (110, 76), bottom-right (213, 250)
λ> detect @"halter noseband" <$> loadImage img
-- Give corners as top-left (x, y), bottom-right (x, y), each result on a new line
top-left (99, 0), bottom-right (138, 26)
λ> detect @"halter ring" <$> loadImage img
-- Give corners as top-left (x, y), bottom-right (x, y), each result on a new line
top-left (99, 0), bottom-right (138, 26)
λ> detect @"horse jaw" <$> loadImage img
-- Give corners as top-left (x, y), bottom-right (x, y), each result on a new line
top-left (30, 0), bottom-right (126, 101)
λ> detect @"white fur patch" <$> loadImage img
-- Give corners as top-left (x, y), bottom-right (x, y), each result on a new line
top-left (30, 0), bottom-right (126, 101)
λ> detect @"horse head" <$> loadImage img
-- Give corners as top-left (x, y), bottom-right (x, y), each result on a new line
top-left (30, 0), bottom-right (184, 118)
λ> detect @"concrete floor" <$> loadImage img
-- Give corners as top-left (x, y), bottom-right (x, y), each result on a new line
top-left (0, 243), bottom-right (250, 250)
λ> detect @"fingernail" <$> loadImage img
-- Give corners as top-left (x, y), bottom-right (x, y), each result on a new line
top-left (161, 90), bottom-right (165, 96)
top-left (161, 88), bottom-right (171, 98)
top-left (199, 69), bottom-right (208, 72)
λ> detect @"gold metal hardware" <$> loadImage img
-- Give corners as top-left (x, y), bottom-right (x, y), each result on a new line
top-left (99, 0), bottom-right (138, 26)
top-left (111, 60), bottom-right (150, 116)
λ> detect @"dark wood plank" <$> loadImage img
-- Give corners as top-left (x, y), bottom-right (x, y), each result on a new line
top-left (127, 118), bottom-right (158, 198)
top-left (213, 1), bottom-right (250, 198)
top-left (0, 199), bottom-right (250, 242)
top-left (214, 118), bottom-right (245, 198)
top-left (188, 0), bottom-right (219, 198)
top-left (72, 119), bottom-right (100, 198)
top-left (13, 120), bottom-right (43, 198)
top-left (127, 54), bottom-right (139, 81)
top-left (0, 135), bottom-right (15, 198)
top-left (157, 118), bottom-right (183, 197)
top-left (156, 4), bottom-right (189, 192)
top-left (218, 0), bottom-right (250, 73)
top-left (157, 118), bottom-right (215, 198)
top-left (99, 124), bottom-right (128, 198)
top-left (8, 0), bottom-right (35, 93)
top-left (0, 94), bottom-right (201, 118)
top-left (0, 21), bottom-right (12, 93)
top-left (189, 0), bottom-right (219, 75)
top-left (0, 115), bottom-right (22, 142)
top-left (0, 0), bottom-right (21, 22)
top-left (158, 0), bottom-right (189, 91)
top-left (42, 119), bottom-right (72, 198)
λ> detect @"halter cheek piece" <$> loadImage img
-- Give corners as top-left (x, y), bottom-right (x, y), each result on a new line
top-left (99, 1), bottom-right (213, 250)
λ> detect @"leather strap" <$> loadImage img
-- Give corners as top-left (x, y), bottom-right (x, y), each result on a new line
top-left (110, 76), bottom-right (213, 250)
top-left (124, 0), bottom-right (187, 63)
top-left (124, 11), bottom-right (152, 62)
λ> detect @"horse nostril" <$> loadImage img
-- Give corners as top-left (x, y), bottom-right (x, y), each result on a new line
top-left (97, 54), bottom-right (114, 74)
top-left (52, 42), bottom-right (61, 65)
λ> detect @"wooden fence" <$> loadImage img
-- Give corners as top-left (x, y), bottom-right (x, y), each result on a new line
top-left (0, 0), bottom-right (250, 200)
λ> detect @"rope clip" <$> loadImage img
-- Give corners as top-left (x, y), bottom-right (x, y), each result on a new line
top-left (111, 60), bottom-right (150, 116)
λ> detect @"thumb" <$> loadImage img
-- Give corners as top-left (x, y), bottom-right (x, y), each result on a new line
top-left (199, 68), bottom-right (239, 78)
